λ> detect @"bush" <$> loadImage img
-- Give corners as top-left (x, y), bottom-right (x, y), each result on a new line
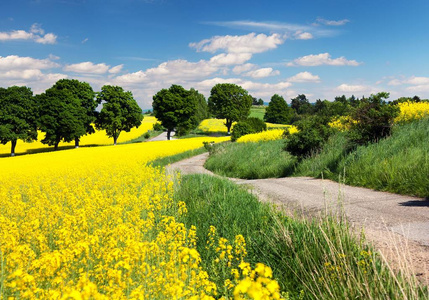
top-left (143, 132), bottom-right (150, 139)
top-left (231, 117), bottom-right (267, 141)
top-left (284, 116), bottom-right (333, 159)
top-left (348, 92), bottom-right (399, 146)
top-left (152, 122), bottom-right (165, 131)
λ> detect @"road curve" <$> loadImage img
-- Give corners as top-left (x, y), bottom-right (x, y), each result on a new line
top-left (167, 152), bottom-right (429, 283)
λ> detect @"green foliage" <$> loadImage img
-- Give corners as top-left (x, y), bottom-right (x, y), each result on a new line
top-left (264, 94), bottom-right (294, 124)
top-left (48, 79), bottom-right (97, 147)
top-left (257, 98), bottom-right (264, 106)
top-left (37, 83), bottom-right (87, 150)
top-left (95, 85), bottom-right (143, 145)
top-left (143, 132), bottom-right (150, 139)
top-left (152, 85), bottom-right (197, 139)
top-left (208, 83), bottom-right (252, 133)
top-left (290, 94), bottom-right (313, 115)
top-left (348, 92), bottom-right (399, 146)
top-left (0, 86), bottom-right (38, 156)
top-left (285, 116), bottom-right (333, 159)
top-left (205, 140), bottom-right (296, 178)
top-left (189, 88), bottom-right (209, 127)
top-left (231, 117), bottom-right (267, 141)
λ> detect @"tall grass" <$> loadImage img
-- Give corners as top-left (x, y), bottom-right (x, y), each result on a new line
top-left (204, 140), bottom-right (297, 179)
top-left (174, 174), bottom-right (428, 299)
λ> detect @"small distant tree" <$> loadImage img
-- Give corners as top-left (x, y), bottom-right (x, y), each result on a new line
top-left (208, 83), bottom-right (253, 134)
top-left (37, 83), bottom-right (87, 150)
top-left (257, 98), bottom-right (264, 106)
top-left (95, 85), bottom-right (143, 145)
top-left (0, 86), bottom-right (38, 156)
top-left (264, 94), bottom-right (294, 124)
top-left (152, 85), bottom-right (197, 140)
top-left (291, 94), bottom-right (313, 115)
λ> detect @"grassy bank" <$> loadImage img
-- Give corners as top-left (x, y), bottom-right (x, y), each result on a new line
top-left (205, 118), bottom-right (429, 197)
top-left (174, 174), bottom-right (427, 299)
top-left (204, 139), bottom-right (296, 179)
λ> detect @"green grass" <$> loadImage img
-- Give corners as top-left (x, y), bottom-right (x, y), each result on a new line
top-left (175, 174), bottom-right (428, 299)
top-left (149, 147), bottom-right (207, 168)
top-left (204, 140), bottom-right (297, 179)
top-left (249, 106), bottom-right (266, 120)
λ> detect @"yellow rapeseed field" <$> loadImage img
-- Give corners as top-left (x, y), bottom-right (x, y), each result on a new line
top-left (236, 127), bottom-right (297, 143)
top-left (198, 119), bottom-right (290, 133)
top-left (394, 101), bottom-right (429, 123)
top-left (0, 116), bottom-right (158, 156)
top-left (0, 136), bottom-right (282, 299)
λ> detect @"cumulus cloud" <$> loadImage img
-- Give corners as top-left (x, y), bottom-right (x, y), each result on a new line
top-left (0, 23), bottom-right (57, 44)
top-left (232, 63), bottom-right (255, 74)
top-left (288, 71), bottom-right (320, 83)
top-left (108, 64), bottom-right (124, 74)
top-left (294, 31), bottom-right (313, 40)
top-left (316, 18), bottom-right (350, 26)
top-left (189, 33), bottom-right (284, 54)
top-left (244, 68), bottom-right (280, 78)
top-left (335, 84), bottom-right (368, 93)
top-left (64, 62), bottom-right (112, 74)
top-left (209, 53), bottom-right (253, 66)
top-left (286, 53), bottom-right (361, 67)
top-left (0, 55), bottom-right (59, 70)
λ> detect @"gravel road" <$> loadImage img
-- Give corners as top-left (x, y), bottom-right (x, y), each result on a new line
top-left (167, 152), bottom-right (429, 283)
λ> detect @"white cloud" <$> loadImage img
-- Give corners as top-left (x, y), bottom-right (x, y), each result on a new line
top-left (0, 55), bottom-right (59, 70)
top-left (316, 18), bottom-right (350, 26)
top-left (189, 33), bottom-right (284, 54)
top-left (406, 76), bottom-right (429, 85)
top-left (82, 38), bottom-right (89, 44)
top-left (232, 63), bottom-right (255, 74)
top-left (0, 23), bottom-right (57, 44)
top-left (288, 71), bottom-right (320, 83)
top-left (287, 53), bottom-right (361, 67)
top-left (244, 67), bottom-right (280, 78)
top-left (108, 64), bottom-right (123, 74)
top-left (64, 62), bottom-right (111, 74)
top-left (209, 53), bottom-right (252, 65)
top-left (388, 79), bottom-right (402, 86)
top-left (294, 31), bottom-right (313, 40)
top-left (335, 84), bottom-right (367, 93)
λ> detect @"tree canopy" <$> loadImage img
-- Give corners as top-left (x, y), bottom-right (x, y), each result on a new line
top-left (291, 94), bottom-right (313, 115)
top-left (37, 82), bottom-right (87, 150)
top-left (208, 83), bottom-right (252, 134)
top-left (264, 94), bottom-right (293, 124)
top-left (95, 85), bottom-right (143, 145)
top-left (0, 86), bottom-right (38, 156)
top-left (152, 85), bottom-right (197, 140)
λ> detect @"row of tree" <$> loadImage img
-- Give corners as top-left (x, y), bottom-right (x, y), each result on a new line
top-left (0, 79), bottom-right (143, 156)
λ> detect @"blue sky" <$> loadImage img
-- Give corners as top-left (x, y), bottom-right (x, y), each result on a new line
top-left (1, 0), bottom-right (429, 109)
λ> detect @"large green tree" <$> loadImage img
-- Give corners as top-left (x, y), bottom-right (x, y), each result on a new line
top-left (264, 94), bottom-right (293, 124)
top-left (208, 83), bottom-right (252, 134)
top-left (95, 85), bottom-right (143, 145)
top-left (50, 79), bottom-right (97, 148)
top-left (189, 88), bottom-right (209, 128)
top-left (152, 85), bottom-right (197, 140)
top-left (291, 94), bottom-right (313, 115)
top-left (37, 83), bottom-right (87, 150)
top-left (0, 86), bottom-right (38, 156)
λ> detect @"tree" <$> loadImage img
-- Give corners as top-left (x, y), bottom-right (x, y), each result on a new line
top-left (152, 85), bottom-right (197, 140)
top-left (37, 83), bottom-right (87, 150)
top-left (189, 88), bottom-right (209, 128)
top-left (291, 94), bottom-right (313, 115)
top-left (47, 79), bottom-right (97, 148)
top-left (264, 94), bottom-right (293, 124)
top-left (95, 85), bottom-right (143, 145)
top-left (257, 98), bottom-right (264, 106)
top-left (208, 83), bottom-right (253, 134)
top-left (0, 86), bottom-right (38, 156)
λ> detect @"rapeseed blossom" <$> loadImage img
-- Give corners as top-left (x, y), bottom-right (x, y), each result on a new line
top-left (0, 136), bottom-right (282, 299)
top-left (236, 127), bottom-right (297, 143)
top-left (394, 101), bottom-right (429, 123)
top-left (198, 119), bottom-right (290, 134)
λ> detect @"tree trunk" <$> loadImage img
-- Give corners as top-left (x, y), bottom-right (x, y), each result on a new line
top-left (114, 136), bottom-right (118, 145)
top-left (167, 129), bottom-right (171, 140)
top-left (226, 119), bottom-right (232, 135)
top-left (11, 140), bottom-right (17, 157)
top-left (54, 142), bottom-right (59, 151)
top-left (75, 137), bottom-right (80, 148)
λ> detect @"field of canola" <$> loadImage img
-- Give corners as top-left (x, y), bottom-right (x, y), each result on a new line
top-left (0, 136), bottom-right (283, 299)
top-left (0, 116), bottom-right (158, 156)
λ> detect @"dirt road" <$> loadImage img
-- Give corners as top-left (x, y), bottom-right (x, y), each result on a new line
top-left (167, 152), bottom-right (429, 283)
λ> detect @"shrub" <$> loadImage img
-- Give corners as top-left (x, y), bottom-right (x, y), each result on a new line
top-left (152, 122), bottom-right (165, 131)
top-left (284, 116), bottom-right (333, 159)
top-left (231, 117), bottom-right (267, 141)
top-left (348, 92), bottom-right (399, 146)
top-left (143, 132), bottom-right (150, 139)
